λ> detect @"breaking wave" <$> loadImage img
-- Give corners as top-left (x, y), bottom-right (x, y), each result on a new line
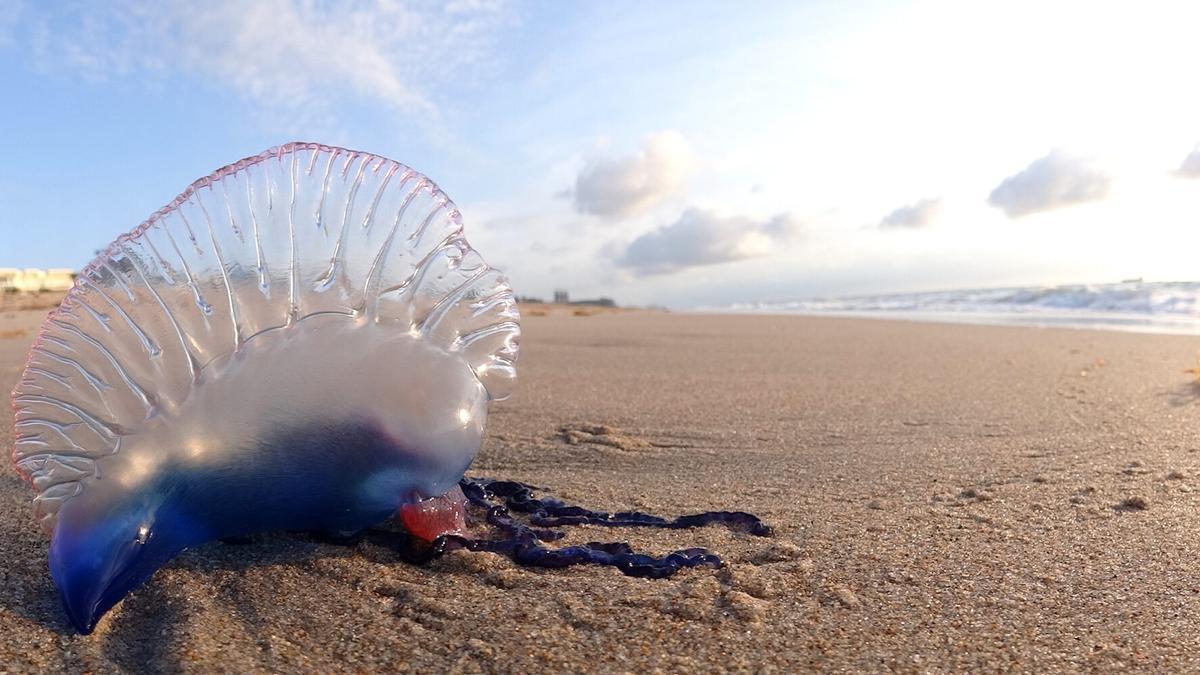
top-left (718, 281), bottom-right (1200, 335)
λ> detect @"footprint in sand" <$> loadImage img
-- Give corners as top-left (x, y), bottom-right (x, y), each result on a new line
top-left (957, 487), bottom-right (994, 503)
top-left (558, 423), bottom-right (653, 451)
top-left (1114, 495), bottom-right (1150, 512)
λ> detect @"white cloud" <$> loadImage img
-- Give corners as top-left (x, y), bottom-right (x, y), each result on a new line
top-left (879, 198), bottom-right (941, 229)
top-left (572, 131), bottom-right (696, 219)
top-left (616, 208), bottom-right (801, 276)
top-left (1176, 147), bottom-right (1200, 178)
top-left (23, 0), bottom-right (507, 116)
top-left (988, 150), bottom-right (1111, 219)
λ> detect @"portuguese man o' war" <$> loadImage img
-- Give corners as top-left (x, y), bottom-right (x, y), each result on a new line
top-left (10, 143), bottom-right (771, 634)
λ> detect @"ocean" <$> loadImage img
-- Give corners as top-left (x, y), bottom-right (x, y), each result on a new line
top-left (717, 281), bottom-right (1200, 335)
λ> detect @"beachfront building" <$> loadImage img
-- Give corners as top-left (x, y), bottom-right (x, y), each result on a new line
top-left (0, 268), bottom-right (77, 293)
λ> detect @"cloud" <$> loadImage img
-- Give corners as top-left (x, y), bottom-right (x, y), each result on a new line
top-left (879, 198), bottom-right (941, 229)
top-left (1176, 147), bottom-right (1200, 178)
top-left (987, 150), bottom-right (1111, 218)
top-left (616, 208), bottom-right (801, 276)
top-left (572, 131), bottom-right (696, 219)
top-left (21, 1), bottom-right (507, 116)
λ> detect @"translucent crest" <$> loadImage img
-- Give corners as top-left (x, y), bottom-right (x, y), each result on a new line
top-left (11, 142), bottom-right (520, 531)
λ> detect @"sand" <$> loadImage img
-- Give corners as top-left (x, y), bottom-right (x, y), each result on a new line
top-left (4, 307), bottom-right (1200, 672)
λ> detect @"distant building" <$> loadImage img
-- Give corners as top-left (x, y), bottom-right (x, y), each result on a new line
top-left (541, 288), bottom-right (617, 308)
top-left (569, 297), bottom-right (616, 308)
top-left (47, 269), bottom-right (77, 291)
top-left (0, 267), bottom-right (77, 293)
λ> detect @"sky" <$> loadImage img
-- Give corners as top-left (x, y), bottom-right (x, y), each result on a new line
top-left (2, 0), bottom-right (1200, 308)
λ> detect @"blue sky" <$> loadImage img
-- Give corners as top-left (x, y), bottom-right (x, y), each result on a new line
top-left (2, 1), bottom-right (1200, 307)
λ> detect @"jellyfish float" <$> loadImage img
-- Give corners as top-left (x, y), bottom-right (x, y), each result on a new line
top-left (10, 143), bottom-right (770, 634)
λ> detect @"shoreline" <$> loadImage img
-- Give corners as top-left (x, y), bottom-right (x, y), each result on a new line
top-left (694, 307), bottom-right (1200, 337)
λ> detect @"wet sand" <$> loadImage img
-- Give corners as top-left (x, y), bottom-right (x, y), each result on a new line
top-left (3, 307), bottom-right (1200, 672)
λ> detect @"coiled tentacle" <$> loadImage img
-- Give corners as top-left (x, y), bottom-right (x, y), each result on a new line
top-left (378, 478), bottom-right (773, 579)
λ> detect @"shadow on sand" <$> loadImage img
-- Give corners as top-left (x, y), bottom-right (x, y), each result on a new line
top-left (101, 532), bottom-right (386, 674)
top-left (0, 480), bottom-right (400, 674)
top-left (1161, 380), bottom-right (1200, 407)
top-left (0, 473), bottom-right (74, 636)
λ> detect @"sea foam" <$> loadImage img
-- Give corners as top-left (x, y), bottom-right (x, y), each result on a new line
top-left (716, 281), bottom-right (1200, 334)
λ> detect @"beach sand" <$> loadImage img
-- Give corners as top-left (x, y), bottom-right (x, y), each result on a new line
top-left (3, 307), bottom-right (1200, 672)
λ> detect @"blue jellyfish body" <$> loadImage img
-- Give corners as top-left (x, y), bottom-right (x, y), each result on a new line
top-left (11, 143), bottom-right (519, 632)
